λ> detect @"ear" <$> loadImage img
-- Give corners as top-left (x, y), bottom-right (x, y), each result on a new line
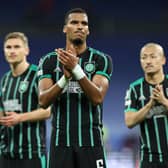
top-left (63, 25), bottom-right (67, 33)
top-left (25, 47), bottom-right (30, 56)
top-left (162, 56), bottom-right (166, 65)
top-left (87, 29), bottom-right (90, 36)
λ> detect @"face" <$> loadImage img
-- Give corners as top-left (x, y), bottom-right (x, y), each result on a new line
top-left (140, 45), bottom-right (165, 75)
top-left (4, 38), bottom-right (29, 65)
top-left (63, 13), bottom-right (89, 45)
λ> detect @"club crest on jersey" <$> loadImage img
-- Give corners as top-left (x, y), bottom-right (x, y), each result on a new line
top-left (19, 81), bottom-right (29, 93)
top-left (84, 62), bottom-right (95, 74)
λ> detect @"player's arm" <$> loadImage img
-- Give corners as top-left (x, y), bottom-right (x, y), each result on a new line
top-left (57, 48), bottom-right (111, 105)
top-left (78, 74), bottom-right (109, 105)
top-left (38, 72), bottom-right (70, 108)
top-left (0, 107), bottom-right (51, 127)
top-left (125, 99), bottom-right (154, 128)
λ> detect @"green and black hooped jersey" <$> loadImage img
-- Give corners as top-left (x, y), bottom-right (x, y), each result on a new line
top-left (38, 47), bottom-right (112, 147)
top-left (0, 64), bottom-right (46, 159)
top-left (125, 76), bottom-right (168, 164)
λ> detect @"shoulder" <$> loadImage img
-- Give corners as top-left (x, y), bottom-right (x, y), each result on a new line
top-left (88, 47), bottom-right (112, 64)
top-left (38, 51), bottom-right (57, 66)
top-left (130, 77), bottom-right (144, 88)
top-left (88, 47), bottom-right (110, 57)
top-left (29, 64), bottom-right (38, 71)
top-left (1, 70), bottom-right (11, 80)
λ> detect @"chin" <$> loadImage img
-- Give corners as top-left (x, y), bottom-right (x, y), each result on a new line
top-left (72, 38), bottom-right (83, 46)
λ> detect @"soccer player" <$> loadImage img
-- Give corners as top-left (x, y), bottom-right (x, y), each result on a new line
top-left (38, 8), bottom-right (112, 168)
top-left (0, 32), bottom-right (50, 168)
top-left (124, 43), bottom-right (168, 168)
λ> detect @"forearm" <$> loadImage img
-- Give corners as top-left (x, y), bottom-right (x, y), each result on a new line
top-left (161, 98), bottom-right (168, 110)
top-left (126, 102), bottom-right (152, 128)
top-left (71, 64), bottom-right (107, 105)
top-left (78, 77), bottom-right (104, 105)
top-left (39, 75), bottom-right (68, 108)
top-left (20, 108), bottom-right (51, 122)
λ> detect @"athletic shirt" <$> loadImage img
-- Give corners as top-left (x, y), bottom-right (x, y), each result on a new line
top-left (38, 47), bottom-right (112, 147)
top-left (125, 76), bottom-right (168, 163)
top-left (0, 64), bottom-right (46, 159)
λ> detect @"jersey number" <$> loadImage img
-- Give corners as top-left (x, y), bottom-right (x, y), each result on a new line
top-left (96, 159), bottom-right (104, 168)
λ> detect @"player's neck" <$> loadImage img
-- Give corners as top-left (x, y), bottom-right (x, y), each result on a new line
top-left (10, 61), bottom-right (30, 77)
top-left (66, 42), bottom-right (87, 55)
top-left (145, 70), bottom-right (165, 85)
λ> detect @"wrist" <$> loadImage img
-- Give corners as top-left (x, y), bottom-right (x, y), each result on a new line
top-left (72, 64), bottom-right (86, 80)
top-left (57, 75), bottom-right (68, 88)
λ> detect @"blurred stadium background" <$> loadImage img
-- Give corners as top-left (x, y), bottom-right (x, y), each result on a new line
top-left (0, 1), bottom-right (168, 167)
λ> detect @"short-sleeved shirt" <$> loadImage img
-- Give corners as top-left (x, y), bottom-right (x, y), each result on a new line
top-left (38, 47), bottom-right (112, 147)
top-left (0, 64), bottom-right (46, 159)
top-left (125, 76), bottom-right (168, 164)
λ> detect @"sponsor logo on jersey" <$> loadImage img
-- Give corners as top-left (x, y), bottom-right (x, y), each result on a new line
top-left (62, 81), bottom-right (83, 93)
top-left (3, 99), bottom-right (22, 111)
top-left (146, 105), bottom-right (167, 118)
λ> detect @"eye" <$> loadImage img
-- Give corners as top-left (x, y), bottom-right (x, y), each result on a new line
top-left (81, 21), bottom-right (88, 26)
top-left (70, 20), bottom-right (78, 24)
top-left (5, 45), bottom-right (12, 49)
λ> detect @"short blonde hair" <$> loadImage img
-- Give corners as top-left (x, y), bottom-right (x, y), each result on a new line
top-left (4, 32), bottom-right (29, 48)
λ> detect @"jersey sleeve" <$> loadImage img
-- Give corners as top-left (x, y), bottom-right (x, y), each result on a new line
top-left (96, 54), bottom-right (113, 81)
top-left (37, 53), bottom-right (57, 81)
top-left (124, 85), bottom-right (138, 113)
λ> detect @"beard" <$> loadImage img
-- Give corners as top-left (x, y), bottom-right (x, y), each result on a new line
top-left (71, 38), bottom-right (84, 46)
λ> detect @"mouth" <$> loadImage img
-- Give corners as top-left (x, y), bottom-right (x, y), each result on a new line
top-left (74, 31), bottom-right (84, 36)
top-left (145, 65), bottom-right (153, 69)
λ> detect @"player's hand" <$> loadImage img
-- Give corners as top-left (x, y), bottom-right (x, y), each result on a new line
top-left (0, 112), bottom-right (21, 127)
top-left (151, 84), bottom-right (168, 105)
top-left (56, 48), bottom-right (79, 70)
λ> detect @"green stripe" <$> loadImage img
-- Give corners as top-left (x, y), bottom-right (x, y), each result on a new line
top-left (78, 59), bottom-right (82, 146)
top-left (144, 122), bottom-right (152, 162)
top-left (10, 77), bottom-right (20, 158)
top-left (103, 146), bottom-right (107, 167)
top-left (36, 122), bottom-right (42, 157)
top-left (55, 105), bottom-right (60, 146)
top-left (78, 92), bottom-right (82, 146)
top-left (88, 50), bottom-right (94, 146)
top-left (154, 117), bottom-right (163, 162)
top-left (19, 67), bottom-right (32, 159)
top-left (40, 155), bottom-right (46, 168)
top-left (140, 136), bottom-right (145, 162)
top-left (97, 105), bottom-right (103, 146)
top-left (124, 108), bottom-right (138, 112)
top-left (27, 69), bottom-right (37, 159)
top-left (66, 92), bottom-right (70, 146)
top-left (164, 117), bottom-right (168, 146)
top-left (39, 74), bottom-right (52, 81)
top-left (96, 71), bottom-right (110, 81)
top-left (6, 78), bottom-right (15, 158)
top-left (139, 80), bottom-right (144, 161)
top-left (55, 60), bottom-right (60, 146)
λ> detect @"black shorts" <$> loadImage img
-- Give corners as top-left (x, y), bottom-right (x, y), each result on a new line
top-left (0, 155), bottom-right (46, 168)
top-left (48, 146), bottom-right (107, 168)
top-left (140, 161), bottom-right (168, 168)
